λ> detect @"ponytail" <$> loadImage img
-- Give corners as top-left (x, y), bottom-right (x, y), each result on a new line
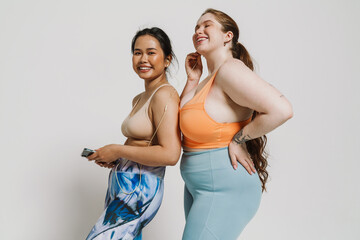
top-left (232, 42), bottom-right (254, 71)
top-left (246, 112), bottom-right (268, 192)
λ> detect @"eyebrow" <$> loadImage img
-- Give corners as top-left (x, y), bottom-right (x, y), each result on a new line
top-left (195, 20), bottom-right (214, 31)
top-left (134, 47), bottom-right (157, 51)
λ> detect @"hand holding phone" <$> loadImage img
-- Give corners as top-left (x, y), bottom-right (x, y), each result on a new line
top-left (81, 148), bottom-right (95, 157)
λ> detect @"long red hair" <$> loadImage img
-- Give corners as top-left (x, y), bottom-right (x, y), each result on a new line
top-left (202, 8), bottom-right (269, 191)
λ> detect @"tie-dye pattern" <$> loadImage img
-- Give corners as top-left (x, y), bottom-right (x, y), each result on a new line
top-left (86, 159), bottom-right (165, 240)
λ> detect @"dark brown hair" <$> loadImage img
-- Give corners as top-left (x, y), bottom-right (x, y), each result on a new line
top-left (202, 8), bottom-right (269, 191)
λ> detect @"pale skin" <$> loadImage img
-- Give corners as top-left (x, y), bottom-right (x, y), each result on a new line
top-left (87, 35), bottom-right (181, 168)
top-left (181, 13), bottom-right (293, 174)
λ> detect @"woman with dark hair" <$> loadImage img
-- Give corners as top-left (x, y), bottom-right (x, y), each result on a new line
top-left (179, 9), bottom-right (293, 239)
top-left (86, 27), bottom-right (181, 240)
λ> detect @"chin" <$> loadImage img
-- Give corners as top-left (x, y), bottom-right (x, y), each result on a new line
top-left (195, 44), bottom-right (211, 56)
top-left (137, 72), bottom-right (150, 79)
top-left (195, 48), bottom-right (208, 56)
top-left (194, 45), bottom-right (204, 53)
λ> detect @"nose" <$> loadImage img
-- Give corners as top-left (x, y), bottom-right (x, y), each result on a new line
top-left (193, 28), bottom-right (204, 42)
top-left (140, 53), bottom-right (148, 63)
top-left (195, 26), bottom-right (203, 35)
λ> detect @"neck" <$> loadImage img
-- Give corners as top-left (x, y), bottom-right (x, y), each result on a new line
top-left (144, 72), bottom-right (168, 92)
top-left (203, 48), bottom-right (233, 74)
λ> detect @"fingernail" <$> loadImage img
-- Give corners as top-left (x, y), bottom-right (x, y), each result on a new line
top-left (233, 165), bottom-right (237, 170)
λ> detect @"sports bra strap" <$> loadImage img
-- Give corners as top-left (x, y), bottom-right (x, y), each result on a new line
top-left (132, 97), bottom-right (141, 109)
top-left (148, 84), bottom-right (171, 101)
top-left (147, 84), bottom-right (173, 146)
top-left (132, 84), bottom-right (170, 111)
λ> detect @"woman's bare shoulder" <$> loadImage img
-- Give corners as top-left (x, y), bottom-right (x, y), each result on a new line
top-left (217, 59), bottom-right (248, 78)
top-left (152, 85), bottom-right (180, 103)
top-left (217, 58), bottom-right (257, 86)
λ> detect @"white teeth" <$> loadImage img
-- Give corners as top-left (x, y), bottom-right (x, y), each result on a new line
top-left (197, 37), bottom-right (207, 42)
top-left (139, 67), bottom-right (151, 70)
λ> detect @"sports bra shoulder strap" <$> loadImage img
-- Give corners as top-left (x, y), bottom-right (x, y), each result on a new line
top-left (132, 95), bottom-right (141, 109)
top-left (148, 84), bottom-right (171, 102)
top-left (206, 70), bottom-right (219, 87)
top-left (147, 85), bottom-right (175, 146)
top-left (211, 70), bottom-right (219, 81)
top-left (196, 70), bottom-right (219, 101)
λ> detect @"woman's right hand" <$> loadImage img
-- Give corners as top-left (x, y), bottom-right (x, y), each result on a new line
top-left (185, 52), bottom-right (202, 82)
top-left (228, 141), bottom-right (256, 175)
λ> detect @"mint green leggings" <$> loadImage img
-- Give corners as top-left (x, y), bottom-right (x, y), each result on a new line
top-left (180, 147), bottom-right (262, 240)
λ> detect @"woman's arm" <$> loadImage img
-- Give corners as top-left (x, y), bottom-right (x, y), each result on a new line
top-left (89, 87), bottom-right (181, 167)
top-left (219, 59), bottom-right (293, 173)
top-left (220, 59), bottom-right (293, 140)
top-left (180, 52), bottom-right (203, 99)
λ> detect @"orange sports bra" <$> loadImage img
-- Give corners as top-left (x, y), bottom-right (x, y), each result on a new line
top-left (179, 72), bottom-right (251, 149)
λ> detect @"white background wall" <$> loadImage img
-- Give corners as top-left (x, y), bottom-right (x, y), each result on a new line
top-left (1, 0), bottom-right (359, 239)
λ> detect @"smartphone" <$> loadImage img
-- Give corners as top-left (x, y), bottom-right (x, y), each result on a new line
top-left (81, 148), bottom-right (95, 157)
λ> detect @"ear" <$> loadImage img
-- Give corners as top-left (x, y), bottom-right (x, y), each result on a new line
top-left (224, 31), bottom-right (234, 44)
top-left (165, 55), bottom-right (172, 67)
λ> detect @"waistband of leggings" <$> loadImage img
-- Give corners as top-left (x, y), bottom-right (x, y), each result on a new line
top-left (182, 147), bottom-right (228, 156)
top-left (113, 158), bottom-right (165, 179)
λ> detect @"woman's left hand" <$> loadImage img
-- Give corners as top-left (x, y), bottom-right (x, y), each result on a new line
top-left (228, 141), bottom-right (256, 175)
top-left (87, 144), bottom-right (121, 165)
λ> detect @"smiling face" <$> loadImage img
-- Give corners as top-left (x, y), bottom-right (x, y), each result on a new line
top-left (132, 35), bottom-right (169, 80)
top-left (193, 13), bottom-right (229, 55)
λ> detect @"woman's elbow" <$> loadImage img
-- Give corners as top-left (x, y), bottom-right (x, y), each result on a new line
top-left (171, 149), bottom-right (182, 166)
top-left (166, 156), bottom-right (180, 166)
top-left (164, 147), bottom-right (181, 166)
top-left (167, 159), bottom-right (179, 166)
top-left (280, 102), bottom-right (293, 122)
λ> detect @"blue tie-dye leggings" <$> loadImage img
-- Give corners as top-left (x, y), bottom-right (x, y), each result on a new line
top-left (180, 147), bottom-right (262, 240)
top-left (86, 159), bottom-right (165, 240)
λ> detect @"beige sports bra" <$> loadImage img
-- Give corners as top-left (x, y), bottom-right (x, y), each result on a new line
top-left (121, 84), bottom-right (171, 143)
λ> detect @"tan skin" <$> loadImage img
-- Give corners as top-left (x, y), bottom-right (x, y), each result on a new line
top-left (87, 35), bottom-right (181, 168)
top-left (181, 13), bottom-right (293, 174)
